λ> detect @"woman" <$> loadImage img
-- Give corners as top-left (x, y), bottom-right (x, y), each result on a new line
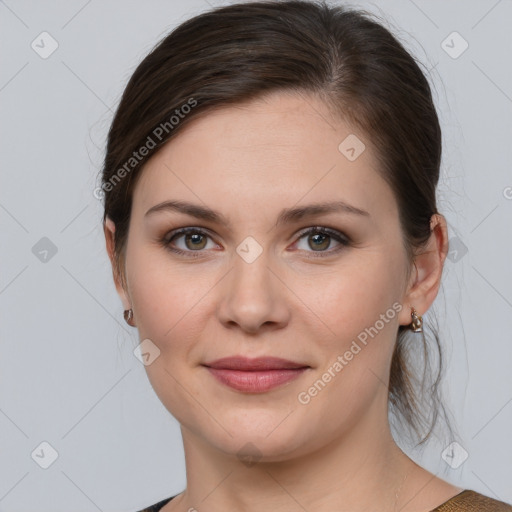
top-left (100, 1), bottom-right (512, 511)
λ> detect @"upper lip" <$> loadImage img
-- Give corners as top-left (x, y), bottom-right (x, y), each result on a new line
top-left (203, 356), bottom-right (310, 371)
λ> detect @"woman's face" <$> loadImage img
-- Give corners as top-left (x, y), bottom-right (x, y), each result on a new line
top-left (110, 91), bottom-right (418, 460)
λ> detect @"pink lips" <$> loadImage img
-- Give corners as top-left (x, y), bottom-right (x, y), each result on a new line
top-left (202, 356), bottom-right (310, 393)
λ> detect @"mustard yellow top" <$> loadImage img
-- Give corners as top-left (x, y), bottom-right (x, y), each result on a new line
top-left (431, 490), bottom-right (512, 511)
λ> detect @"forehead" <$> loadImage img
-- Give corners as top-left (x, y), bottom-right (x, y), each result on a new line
top-left (132, 91), bottom-right (397, 223)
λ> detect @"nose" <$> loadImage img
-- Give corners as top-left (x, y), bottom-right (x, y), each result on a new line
top-left (216, 250), bottom-right (291, 334)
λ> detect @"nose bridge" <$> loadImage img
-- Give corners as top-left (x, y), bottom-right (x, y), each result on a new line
top-left (230, 237), bottom-right (273, 303)
top-left (216, 241), bottom-right (289, 332)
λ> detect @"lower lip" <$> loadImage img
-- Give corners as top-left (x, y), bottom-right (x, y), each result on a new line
top-left (204, 367), bottom-right (309, 393)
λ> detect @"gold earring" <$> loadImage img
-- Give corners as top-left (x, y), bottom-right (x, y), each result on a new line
top-left (123, 308), bottom-right (136, 327)
top-left (410, 307), bottom-right (423, 333)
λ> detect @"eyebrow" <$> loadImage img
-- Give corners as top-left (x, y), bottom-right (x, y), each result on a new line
top-left (144, 199), bottom-right (370, 227)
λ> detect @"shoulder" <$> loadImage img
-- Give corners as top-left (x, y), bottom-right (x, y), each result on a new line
top-left (431, 490), bottom-right (512, 511)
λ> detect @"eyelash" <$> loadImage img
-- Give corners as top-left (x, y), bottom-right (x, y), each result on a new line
top-left (161, 226), bottom-right (350, 259)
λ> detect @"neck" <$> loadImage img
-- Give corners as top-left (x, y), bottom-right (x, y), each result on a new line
top-left (177, 399), bottom-right (416, 512)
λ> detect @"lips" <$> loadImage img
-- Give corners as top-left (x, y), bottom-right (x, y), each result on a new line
top-left (203, 356), bottom-right (309, 371)
top-left (202, 356), bottom-right (310, 393)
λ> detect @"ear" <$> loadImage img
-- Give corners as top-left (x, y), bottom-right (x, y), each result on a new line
top-left (104, 216), bottom-right (131, 311)
top-left (399, 213), bottom-right (449, 327)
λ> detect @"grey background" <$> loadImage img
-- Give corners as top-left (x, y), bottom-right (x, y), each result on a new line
top-left (1, 0), bottom-right (511, 510)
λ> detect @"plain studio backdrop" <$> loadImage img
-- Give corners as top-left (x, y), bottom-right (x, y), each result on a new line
top-left (0, 1), bottom-right (511, 511)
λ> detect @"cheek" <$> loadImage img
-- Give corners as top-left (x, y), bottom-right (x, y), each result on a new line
top-left (293, 257), bottom-right (403, 430)
top-left (125, 248), bottom-right (214, 419)
top-left (302, 252), bottom-right (403, 348)
top-left (126, 244), bottom-right (213, 352)
top-left (296, 251), bottom-right (404, 412)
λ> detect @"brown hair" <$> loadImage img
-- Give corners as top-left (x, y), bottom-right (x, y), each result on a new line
top-left (100, 0), bottom-right (452, 445)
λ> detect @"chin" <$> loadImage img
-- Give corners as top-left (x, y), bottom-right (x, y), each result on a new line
top-left (217, 436), bottom-right (307, 465)
top-left (201, 413), bottom-right (314, 463)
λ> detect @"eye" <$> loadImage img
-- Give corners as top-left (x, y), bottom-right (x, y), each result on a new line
top-left (292, 226), bottom-right (350, 256)
top-left (163, 227), bottom-right (219, 256)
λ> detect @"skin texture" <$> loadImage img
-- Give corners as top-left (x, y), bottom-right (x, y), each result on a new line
top-left (104, 91), bottom-right (461, 511)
